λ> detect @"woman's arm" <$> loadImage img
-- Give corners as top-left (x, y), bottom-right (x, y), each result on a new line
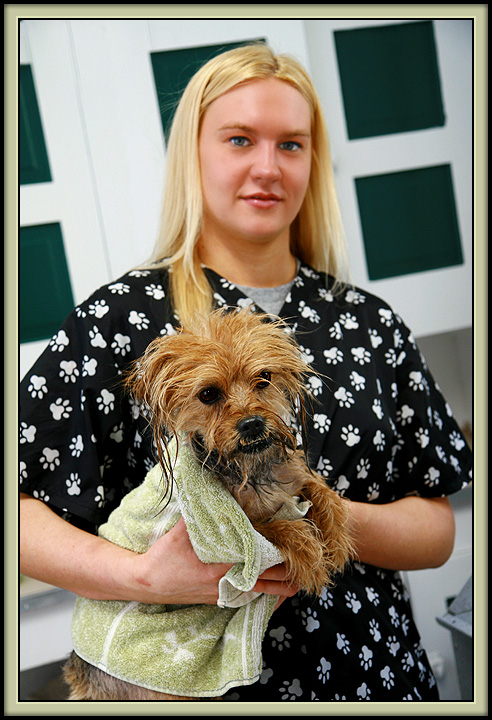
top-left (19, 493), bottom-right (298, 604)
top-left (346, 495), bottom-right (456, 571)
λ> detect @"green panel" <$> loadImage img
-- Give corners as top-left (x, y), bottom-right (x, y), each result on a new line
top-left (20, 223), bottom-right (75, 343)
top-left (334, 21), bottom-right (445, 139)
top-left (355, 165), bottom-right (463, 280)
top-left (150, 38), bottom-right (265, 142)
top-left (19, 64), bottom-right (52, 185)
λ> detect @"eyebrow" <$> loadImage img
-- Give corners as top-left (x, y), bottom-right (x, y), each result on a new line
top-left (218, 122), bottom-right (311, 137)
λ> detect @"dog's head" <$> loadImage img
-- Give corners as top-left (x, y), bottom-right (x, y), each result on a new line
top-left (125, 307), bottom-right (315, 490)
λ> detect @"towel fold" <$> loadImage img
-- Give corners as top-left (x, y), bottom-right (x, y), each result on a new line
top-left (71, 437), bottom-right (310, 697)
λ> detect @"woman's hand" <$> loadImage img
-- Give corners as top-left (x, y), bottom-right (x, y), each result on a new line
top-left (345, 495), bottom-right (456, 571)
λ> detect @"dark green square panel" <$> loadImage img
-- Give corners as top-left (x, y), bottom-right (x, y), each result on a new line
top-left (20, 223), bottom-right (75, 343)
top-left (334, 21), bottom-right (445, 139)
top-left (355, 165), bottom-right (463, 280)
top-left (19, 65), bottom-right (52, 184)
top-left (151, 38), bottom-right (265, 142)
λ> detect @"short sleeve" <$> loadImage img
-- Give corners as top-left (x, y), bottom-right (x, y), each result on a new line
top-left (392, 320), bottom-right (472, 498)
top-left (19, 277), bottom-right (165, 529)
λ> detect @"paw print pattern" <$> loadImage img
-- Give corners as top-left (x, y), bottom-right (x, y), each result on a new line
top-left (88, 299), bottom-right (109, 318)
top-left (334, 386), bottom-right (355, 408)
top-left (298, 300), bottom-right (320, 323)
top-left (306, 375), bottom-right (323, 397)
top-left (50, 330), bottom-right (70, 352)
top-left (401, 651), bottom-right (415, 672)
top-left (27, 375), bottom-right (48, 399)
top-left (323, 346), bottom-right (344, 364)
top-left (357, 682), bottom-right (371, 700)
top-left (313, 413), bottom-right (331, 433)
top-left (318, 587), bottom-right (334, 609)
top-left (145, 283), bottom-right (165, 300)
top-left (97, 389), bottom-right (115, 415)
top-left (386, 636), bottom-right (400, 656)
top-left (345, 591), bottom-right (362, 614)
top-left (40, 448), bottom-right (60, 471)
top-left (365, 587), bottom-right (380, 605)
top-left (369, 619), bottom-right (381, 642)
top-left (316, 457), bottom-right (333, 477)
top-left (269, 626), bottom-right (292, 651)
top-left (111, 333), bottom-right (131, 356)
top-left (336, 633), bottom-right (351, 654)
top-left (317, 657), bottom-right (331, 683)
top-left (359, 645), bottom-right (373, 670)
top-left (351, 346), bottom-right (372, 365)
top-left (415, 428), bottom-right (430, 448)
top-left (381, 665), bottom-right (395, 689)
top-left (89, 326), bottom-right (107, 349)
top-left (128, 310), bottom-right (150, 330)
top-left (66, 473), bottom-right (81, 495)
top-left (341, 425), bottom-right (361, 447)
top-left (350, 370), bottom-right (366, 390)
top-left (280, 678), bottom-right (303, 700)
top-left (424, 466), bottom-right (440, 487)
top-left (50, 398), bottom-right (72, 420)
top-left (69, 435), bottom-right (84, 457)
top-left (397, 404), bottom-right (415, 425)
top-left (300, 607), bottom-right (320, 632)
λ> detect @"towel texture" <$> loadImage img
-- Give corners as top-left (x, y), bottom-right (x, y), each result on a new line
top-left (71, 437), bottom-right (310, 697)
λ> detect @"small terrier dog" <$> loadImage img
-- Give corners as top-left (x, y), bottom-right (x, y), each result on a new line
top-left (64, 307), bottom-right (354, 701)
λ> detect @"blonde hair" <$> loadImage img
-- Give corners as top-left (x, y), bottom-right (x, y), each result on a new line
top-left (144, 43), bottom-right (348, 322)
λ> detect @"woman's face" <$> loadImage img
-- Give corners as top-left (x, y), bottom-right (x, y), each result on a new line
top-left (198, 78), bottom-right (312, 253)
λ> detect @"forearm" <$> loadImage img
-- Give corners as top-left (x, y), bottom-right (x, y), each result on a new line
top-left (347, 495), bottom-right (455, 571)
top-left (20, 493), bottom-right (138, 601)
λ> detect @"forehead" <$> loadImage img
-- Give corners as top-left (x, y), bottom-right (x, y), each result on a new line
top-left (201, 78), bottom-right (312, 134)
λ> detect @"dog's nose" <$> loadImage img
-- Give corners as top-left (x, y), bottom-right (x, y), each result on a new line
top-left (237, 415), bottom-right (265, 439)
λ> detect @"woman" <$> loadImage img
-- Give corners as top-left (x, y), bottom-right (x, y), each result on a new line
top-left (20, 44), bottom-right (471, 701)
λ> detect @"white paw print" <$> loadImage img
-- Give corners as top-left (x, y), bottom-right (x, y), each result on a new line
top-left (385, 348), bottom-right (406, 368)
top-left (415, 427), bottom-right (430, 448)
top-left (388, 605), bottom-right (400, 627)
top-left (40, 447), bottom-right (60, 471)
top-left (339, 312), bottom-right (359, 330)
top-left (300, 607), bottom-right (320, 632)
top-left (313, 413), bottom-right (331, 433)
top-left (357, 682), bottom-right (371, 700)
top-left (81, 356), bottom-right (97, 377)
top-left (259, 666), bottom-right (274, 685)
top-left (356, 458), bottom-right (370, 478)
top-left (268, 625), bottom-right (292, 650)
top-left (97, 389), bottom-right (115, 415)
top-left (397, 404), bottom-right (414, 425)
top-left (318, 586), bottom-right (334, 609)
top-left (323, 346), bottom-right (343, 364)
top-left (372, 399), bottom-right (384, 419)
top-left (69, 435), bottom-right (84, 457)
top-left (298, 300), bottom-right (320, 323)
top-left (367, 484), bottom-right (380, 501)
top-left (380, 665), bottom-right (395, 689)
top-left (88, 299), bottom-right (109, 318)
top-left (50, 330), bottom-right (70, 352)
top-left (306, 375), bottom-right (323, 397)
top-left (336, 633), bottom-right (351, 654)
top-left (94, 485), bottom-right (107, 508)
top-left (345, 591), bottom-right (362, 614)
top-left (424, 466), bottom-right (440, 488)
top-left (345, 288), bottom-right (365, 304)
top-left (317, 657), bottom-right (331, 683)
top-left (368, 329), bottom-right (383, 348)
top-left (89, 326), bottom-right (107, 349)
top-left (350, 371), bottom-right (366, 390)
top-left (378, 308), bottom-right (394, 327)
top-left (110, 423), bottom-right (124, 443)
top-left (328, 321), bottom-right (343, 340)
top-left (128, 310), bottom-right (150, 330)
top-left (365, 587), bottom-right (380, 605)
top-left (108, 282), bottom-right (130, 295)
top-left (341, 425), bottom-right (361, 447)
top-left (20, 461), bottom-right (28, 482)
top-left (145, 283), bottom-right (165, 300)
top-left (66, 473), bottom-right (81, 496)
top-left (351, 346), bottom-right (372, 365)
top-left (160, 323), bottom-right (177, 337)
top-left (27, 375), bottom-right (48, 399)
top-left (111, 333), bottom-right (131, 356)
top-left (318, 287), bottom-right (334, 302)
top-left (369, 619), bottom-right (381, 642)
top-left (59, 360), bottom-right (79, 383)
top-left (408, 370), bottom-right (426, 391)
top-left (334, 386), bottom-right (354, 408)
top-left (373, 429), bottom-right (386, 451)
top-left (128, 269), bottom-right (150, 278)
top-left (359, 645), bottom-right (373, 670)
top-left (401, 651), bottom-right (415, 672)
top-left (316, 457), bottom-right (333, 477)
top-left (33, 489), bottom-right (50, 503)
top-left (335, 475), bottom-right (350, 495)
top-left (450, 430), bottom-right (466, 451)
top-left (280, 678), bottom-right (303, 700)
top-left (387, 636), bottom-right (400, 656)
top-left (49, 398), bottom-right (72, 420)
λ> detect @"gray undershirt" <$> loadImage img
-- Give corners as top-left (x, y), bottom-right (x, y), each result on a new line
top-left (235, 278), bottom-right (295, 317)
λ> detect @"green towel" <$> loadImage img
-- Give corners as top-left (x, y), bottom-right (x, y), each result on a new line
top-left (71, 437), bottom-right (311, 697)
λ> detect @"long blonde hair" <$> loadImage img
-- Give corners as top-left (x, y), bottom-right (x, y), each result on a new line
top-left (144, 43), bottom-right (348, 322)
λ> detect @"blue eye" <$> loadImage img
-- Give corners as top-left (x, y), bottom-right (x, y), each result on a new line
top-left (229, 136), bottom-right (250, 147)
top-left (279, 141), bottom-right (302, 151)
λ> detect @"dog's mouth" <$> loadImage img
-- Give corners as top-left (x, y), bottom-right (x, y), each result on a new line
top-left (237, 434), bottom-right (273, 454)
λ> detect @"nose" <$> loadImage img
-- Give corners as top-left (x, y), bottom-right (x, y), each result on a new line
top-left (251, 144), bottom-right (282, 182)
top-left (237, 415), bottom-right (266, 440)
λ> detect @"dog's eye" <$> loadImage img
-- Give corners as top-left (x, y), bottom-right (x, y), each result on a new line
top-left (198, 387), bottom-right (221, 405)
top-left (256, 371), bottom-right (271, 390)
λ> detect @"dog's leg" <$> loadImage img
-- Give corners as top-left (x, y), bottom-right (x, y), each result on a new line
top-left (63, 652), bottom-right (222, 701)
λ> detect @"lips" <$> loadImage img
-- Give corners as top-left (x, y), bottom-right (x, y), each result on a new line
top-left (242, 193), bottom-right (282, 209)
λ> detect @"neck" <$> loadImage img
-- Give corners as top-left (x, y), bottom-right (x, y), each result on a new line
top-left (197, 236), bottom-right (298, 288)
